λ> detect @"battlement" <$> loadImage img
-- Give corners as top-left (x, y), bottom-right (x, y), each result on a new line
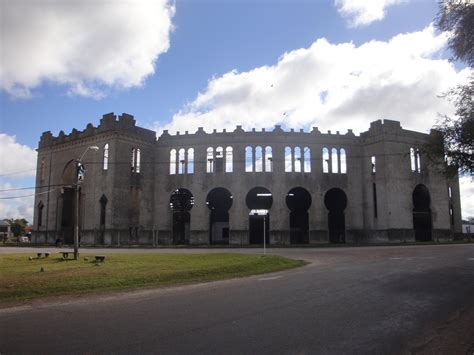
top-left (159, 124), bottom-right (357, 140)
top-left (359, 119), bottom-right (429, 141)
top-left (38, 112), bottom-right (418, 150)
top-left (38, 113), bottom-right (156, 148)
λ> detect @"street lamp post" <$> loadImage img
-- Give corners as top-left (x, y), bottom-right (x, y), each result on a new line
top-left (74, 146), bottom-right (99, 260)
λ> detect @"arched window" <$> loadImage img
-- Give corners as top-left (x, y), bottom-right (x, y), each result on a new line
top-left (187, 148), bottom-right (194, 174)
top-left (207, 147), bottom-right (214, 173)
top-left (225, 146), bottom-right (233, 173)
top-left (371, 156), bottom-right (376, 174)
top-left (303, 147), bottom-right (311, 173)
top-left (131, 148), bottom-right (136, 172)
top-left (416, 149), bottom-right (421, 173)
top-left (410, 147), bottom-right (416, 172)
top-left (285, 147), bottom-right (292, 172)
top-left (294, 147), bottom-right (302, 172)
top-left (135, 149), bottom-right (141, 173)
top-left (178, 148), bottom-right (186, 174)
top-left (131, 148), bottom-right (141, 173)
top-left (255, 146), bottom-right (263, 172)
top-left (265, 146), bottom-right (273, 172)
top-left (245, 146), bottom-right (253, 172)
top-left (340, 148), bottom-right (347, 174)
top-left (170, 149), bottom-right (176, 175)
top-left (216, 146), bottom-right (224, 172)
top-left (40, 158), bottom-right (45, 180)
top-left (322, 147), bottom-right (329, 173)
top-left (103, 144), bottom-right (109, 170)
top-left (331, 148), bottom-right (338, 173)
top-left (410, 147), bottom-right (421, 173)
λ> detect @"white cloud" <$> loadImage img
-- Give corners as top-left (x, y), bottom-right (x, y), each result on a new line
top-left (0, 182), bottom-right (35, 223)
top-left (0, 133), bottom-right (37, 177)
top-left (0, 133), bottom-right (37, 221)
top-left (335, 0), bottom-right (406, 27)
top-left (155, 25), bottom-right (467, 136)
top-left (0, 0), bottom-right (175, 98)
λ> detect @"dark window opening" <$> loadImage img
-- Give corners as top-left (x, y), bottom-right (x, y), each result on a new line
top-left (38, 201), bottom-right (44, 227)
top-left (450, 205), bottom-right (454, 226)
top-left (100, 195), bottom-right (108, 227)
top-left (324, 188), bottom-right (347, 243)
top-left (373, 183), bottom-right (378, 218)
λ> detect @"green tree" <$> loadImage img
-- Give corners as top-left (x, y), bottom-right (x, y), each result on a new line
top-left (430, 1), bottom-right (473, 175)
top-left (6, 218), bottom-right (29, 237)
top-left (436, 1), bottom-right (474, 67)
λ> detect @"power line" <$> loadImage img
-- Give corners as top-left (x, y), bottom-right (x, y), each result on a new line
top-left (0, 168), bottom-right (36, 177)
top-left (0, 184), bottom-right (66, 192)
top-left (0, 187), bottom-right (61, 200)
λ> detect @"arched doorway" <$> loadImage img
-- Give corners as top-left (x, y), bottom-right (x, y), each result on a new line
top-left (206, 187), bottom-right (233, 244)
top-left (286, 187), bottom-right (312, 244)
top-left (324, 188), bottom-right (347, 243)
top-left (246, 187), bottom-right (272, 244)
top-left (412, 184), bottom-right (432, 242)
top-left (60, 160), bottom-right (77, 244)
top-left (170, 188), bottom-right (194, 244)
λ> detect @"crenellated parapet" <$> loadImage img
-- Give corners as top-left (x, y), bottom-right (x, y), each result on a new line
top-left (158, 123), bottom-right (359, 146)
top-left (38, 112), bottom-right (156, 149)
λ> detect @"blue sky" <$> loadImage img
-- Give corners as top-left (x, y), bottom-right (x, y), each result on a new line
top-left (0, 0), bottom-right (472, 221)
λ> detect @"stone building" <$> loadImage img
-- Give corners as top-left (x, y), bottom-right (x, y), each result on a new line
top-left (32, 112), bottom-right (462, 245)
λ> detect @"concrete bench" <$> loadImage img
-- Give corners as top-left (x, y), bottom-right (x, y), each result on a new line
top-left (59, 251), bottom-right (76, 259)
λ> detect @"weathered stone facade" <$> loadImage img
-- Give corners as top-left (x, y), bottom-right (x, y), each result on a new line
top-left (32, 112), bottom-right (462, 245)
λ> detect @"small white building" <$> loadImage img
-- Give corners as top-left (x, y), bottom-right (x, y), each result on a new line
top-left (0, 219), bottom-right (13, 241)
top-left (462, 220), bottom-right (473, 234)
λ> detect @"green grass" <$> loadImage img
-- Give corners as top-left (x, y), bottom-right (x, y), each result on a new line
top-left (0, 253), bottom-right (305, 302)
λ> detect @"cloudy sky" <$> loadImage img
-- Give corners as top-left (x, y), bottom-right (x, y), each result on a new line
top-left (0, 0), bottom-right (472, 222)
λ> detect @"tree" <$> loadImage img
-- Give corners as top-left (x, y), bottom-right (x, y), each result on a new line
top-left (431, 80), bottom-right (474, 175)
top-left (6, 218), bottom-right (29, 237)
top-left (429, 1), bottom-right (473, 175)
top-left (436, 1), bottom-right (474, 67)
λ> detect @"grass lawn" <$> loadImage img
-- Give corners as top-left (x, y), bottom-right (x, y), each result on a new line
top-left (0, 253), bottom-right (305, 302)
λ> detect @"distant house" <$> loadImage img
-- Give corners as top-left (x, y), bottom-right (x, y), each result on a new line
top-left (462, 220), bottom-right (474, 234)
top-left (0, 219), bottom-right (13, 241)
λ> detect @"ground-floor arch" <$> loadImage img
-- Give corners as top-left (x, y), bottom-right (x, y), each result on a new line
top-left (412, 184), bottom-right (432, 242)
top-left (246, 187), bottom-right (272, 244)
top-left (170, 188), bottom-right (194, 244)
top-left (286, 187), bottom-right (312, 244)
top-left (324, 188), bottom-right (347, 243)
top-left (207, 187), bottom-right (233, 244)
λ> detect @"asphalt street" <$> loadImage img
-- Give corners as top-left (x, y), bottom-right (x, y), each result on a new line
top-left (1, 244), bottom-right (473, 354)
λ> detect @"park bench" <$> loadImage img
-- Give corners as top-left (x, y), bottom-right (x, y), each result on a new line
top-left (95, 255), bottom-right (106, 262)
top-left (36, 252), bottom-right (50, 258)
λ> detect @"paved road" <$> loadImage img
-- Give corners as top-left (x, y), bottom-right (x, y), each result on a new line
top-left (1, 244), bottom-right (474, 354)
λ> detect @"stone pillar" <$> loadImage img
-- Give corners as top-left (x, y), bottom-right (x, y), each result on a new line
top-left (270, 187), bottom-right (289, 244)
top-left (229, 191), bottom-right (248, 245)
